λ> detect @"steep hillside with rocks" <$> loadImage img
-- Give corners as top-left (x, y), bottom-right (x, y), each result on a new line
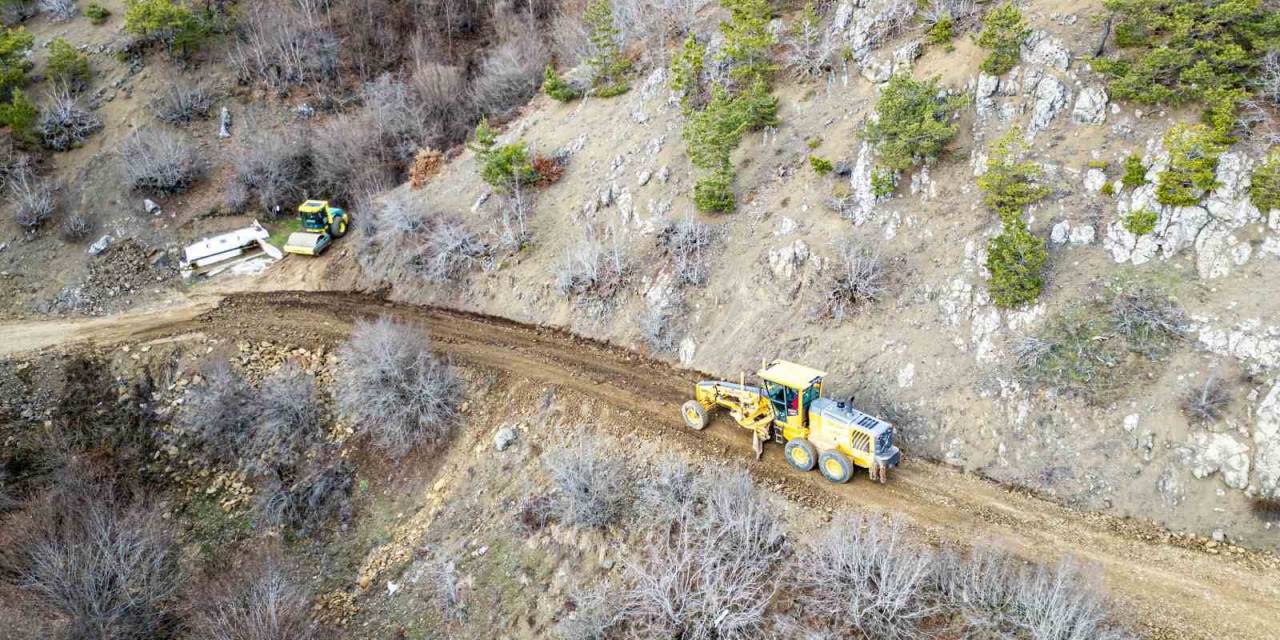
top-left (346, 0), bottom-right (1280, 549)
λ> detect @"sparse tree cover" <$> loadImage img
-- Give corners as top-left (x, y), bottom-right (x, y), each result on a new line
top-left (978, 131), bottom-right (1051, 308)
top-left (976, 2), bottom-right (1028, 75)
top-left (864, 74), bottom-right (965, 172)
top-left (1097, 0), bottom-right (1280, 137)
top-left (676, 0), bottom-right (778, 213)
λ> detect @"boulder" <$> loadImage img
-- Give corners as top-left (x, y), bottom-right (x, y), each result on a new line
top-left (1071, 86), bottom-right (1108, 125)
top-left (892, 41), bottom-right (923, 69)
top-left (860, 57), bottom-right (893, 84)
top-left (1084, 168), bottom-right (1107, 193)
top-left (1254, 383), bottom-right (1280, 496)
top-left (494, 426), bottom-right (518, 451)
top-left (88, 235), bottom-right (113, 256)
top-left (1021, 30), bottom-right (1071, 70)
top-left (1027, 75), bottom-right (1069, 138)
top-left (1186, 432), bottom-right (1251, 490)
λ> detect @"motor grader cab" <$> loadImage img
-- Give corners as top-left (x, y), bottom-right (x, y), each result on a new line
top-left (283, 199), bottom-right (349, 256)
top-left (681, 360), bottom-right (901, 483)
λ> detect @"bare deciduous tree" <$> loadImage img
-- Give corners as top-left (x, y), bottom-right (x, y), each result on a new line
top-left (334, 317), bottom-right (462, 457)
top-left (119, 129), bottom-right (203, 193)
top-left (193, 561), bottom-right (317, 640)
top-left (231, 0), bottom-right (339, 93)
top-left (658, 215), bottom-right (716, 287)
top-left (556, 224), bottom-right (629, 300)
top-left (39, 90), bottom-right (102, 151)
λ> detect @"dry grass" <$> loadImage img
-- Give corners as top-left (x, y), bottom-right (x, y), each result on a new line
top-left (1181, 374), bottom-right (1231, 424)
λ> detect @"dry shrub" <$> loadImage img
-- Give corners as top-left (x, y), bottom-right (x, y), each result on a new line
top-left (471, 20), bottom-right (549, 118)
top-left (241, 362), bottom-right (324, 478)
top-left (174, 357), bottom-right (255, 466)
top-left (532, 154), bottom-right (565, 186)
top-left (149, 83), bottom-right (213, 126)
top-left (657, 215), bottom-right (716, 287)
top-left (357, 194), bottom-right (486, 284)
top-left (58, 211), bottom-right (95, 242)
top-left (555, 224), bottom-right (630, 301)
top-left (334, 317), bottom-right (462, 457)
top-left (6, 477), bottom-right (183, 640)
top-left (406, 59), bottom-right (472, 147)
top-left (543, 429), bottom-right (632, 528)
top-left (9, 168), bottom-right (55, 230)
top-left (623, 468), bottom-right (785, 639)
top-left (821, 237), bottom-right (889, 320)
top-left (255, 458), bottom-right (352, 533)
top-left (119, 128), bottom-right (202, 193)
top-left (1181, 374), bottom-right (1231, 424)
top-left (192, 561), bottom-right (317, 640)
top-left (39, 90), bottom-right (102, 151)
top-left (792, 515), bottom-right (937, 639)
top-left (228, 127), bottom-right (313, 213)
top-left (409, 148), bottom-right (445, 189)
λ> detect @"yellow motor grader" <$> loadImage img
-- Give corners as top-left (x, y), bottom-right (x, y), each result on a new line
top-left (682, 360), bottom-right (901, 483)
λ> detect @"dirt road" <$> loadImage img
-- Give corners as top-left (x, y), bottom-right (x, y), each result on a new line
top-left (3, 290), bottom-right (1277, 639)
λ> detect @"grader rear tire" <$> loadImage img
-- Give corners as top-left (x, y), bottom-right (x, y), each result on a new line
top-left (681, 401), bottom-right (708, 430)
top-left (784, 438), bottom-right (818, 472)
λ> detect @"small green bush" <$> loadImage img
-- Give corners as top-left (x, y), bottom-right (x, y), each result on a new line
top-left (47, 38), bottom-right (92, 91)
top-left (977, 131), bottom-right (1051, 222)
top-left (1123, 208), bottom-right (1158, 235)
top-left (1017, 282), bottom-right (1186, 400)
top-left (543, 65), bottom-right (581, 102)
top-left (926, 13), bottom-right (955, 46)
top-left (987, 219), bottom-right (1047, 309)
top-left (1101, 181), bottom-right (1116, 196)
top-left (805, 136), bottom-right (821, 150)
top-left (693, 168), bottom-right (735, 213)
top-left (584, 0), bottom-right (631, 95)
top-left (1087, 159), bottom-right (1109, 170)
top-left (0, 26), bottom-right (34, 102)
top-left (124, 0), bottom-right (209, 58)
top-left (1251, 154), bottom-right (1280, 212)
top-left (976, 2), bottom-right (1029, 76)
top-left (86, 3), bottom-right (112, 24)
top-left (0, 88), bottom-right (38, 146)
top-left (469, 119), bottom-right (538, 190)
top-left (871, 166), bottom-right (895, 198)
top-left (670, 35), bottom-right (705, 110)
top-left (1155, 124), bottom-right (1224, 207)
top-left (809, 155), bottom-right (833, 175)
top-left (1121, 154), bottom-right (1148, 189)
top-left (863, 74), bottom-right (965, 171)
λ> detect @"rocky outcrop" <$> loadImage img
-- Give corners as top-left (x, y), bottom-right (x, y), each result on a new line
top-left (1021, 30), bottom-right (1071, 71)
top-left (1185, 431), bottom-right (1251, 490)
top-left (1071, 86), bottom-right (1109, 125)
top-left (1104, 152), bottom-right (1262, 279)
top-left (1255, 384), bottom-right (1280, 497)
top-left (1027, 75), bottom-right (1069, 139)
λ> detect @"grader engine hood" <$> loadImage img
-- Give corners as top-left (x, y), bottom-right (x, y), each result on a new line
top-left (811, 398), bottom-right (901, 466)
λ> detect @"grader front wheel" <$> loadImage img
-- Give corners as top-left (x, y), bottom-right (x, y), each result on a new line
top-left (681, 400), bottom-right (708, 430)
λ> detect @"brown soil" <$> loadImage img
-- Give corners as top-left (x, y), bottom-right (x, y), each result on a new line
top-left (2, 289), bottom-right (1277, 640)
